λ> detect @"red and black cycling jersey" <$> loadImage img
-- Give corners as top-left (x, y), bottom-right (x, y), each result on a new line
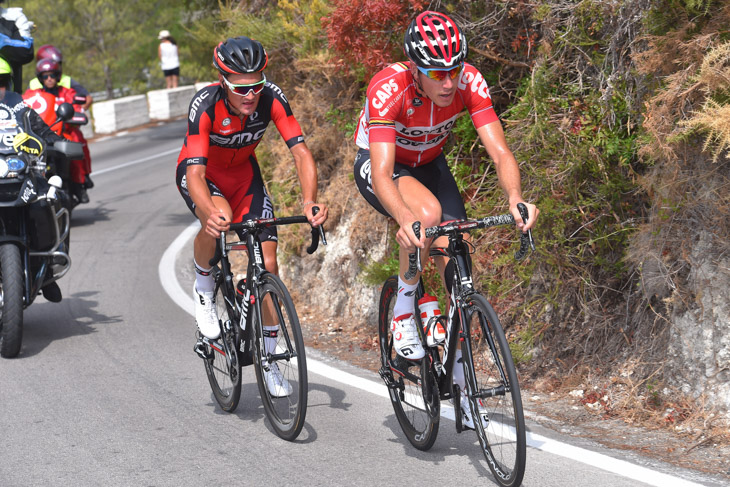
top-left (354, 62), bottom-right (499, 167)
top-left (177, 81), bottom-right (304, 170)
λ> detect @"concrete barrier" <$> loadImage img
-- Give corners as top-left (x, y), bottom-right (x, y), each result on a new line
top-left (88, 83), bottom-right (216, 135)
top-left (93, 95), bottom-right (149, 134)
top-left (148, 86), bottom-right (196, 120)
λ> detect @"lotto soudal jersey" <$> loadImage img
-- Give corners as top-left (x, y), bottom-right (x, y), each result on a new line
top-left (354, 62), bottom-right (499, 167)
top-left (177, 81), bottom-right (304, 169)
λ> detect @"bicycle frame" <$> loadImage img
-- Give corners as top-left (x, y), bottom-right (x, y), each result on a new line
top-left (416, 232), bottom-right (476, 402)
top-left (201, 214), bottom-right (325, 367)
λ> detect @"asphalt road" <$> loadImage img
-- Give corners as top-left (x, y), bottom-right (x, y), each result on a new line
top-left (0, 120), bottom-right (725, 486)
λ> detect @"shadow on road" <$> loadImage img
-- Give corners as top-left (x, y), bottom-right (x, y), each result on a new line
top-left (381, 413), bottom-right (493, 478)
top-left (19, 290), bottom-right (123, 358)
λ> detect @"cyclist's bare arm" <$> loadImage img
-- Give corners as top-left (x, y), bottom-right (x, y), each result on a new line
top-left (476, 122), bottom-right (539, 231)
top-left (290, 142), bottom-right (328, 227)
top-left (370, 141), bottom-right (425, 251)
top-left (186, 164), bottom-right (231, 238)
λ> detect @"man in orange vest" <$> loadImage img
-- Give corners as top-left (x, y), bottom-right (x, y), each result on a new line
top-left (24, 58), bottom-right (90, 203)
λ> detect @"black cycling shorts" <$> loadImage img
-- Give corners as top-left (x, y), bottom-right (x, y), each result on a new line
top-left (353, 148), bottom-right (467, 222)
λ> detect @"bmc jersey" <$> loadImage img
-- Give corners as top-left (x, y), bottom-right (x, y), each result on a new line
top-left (177, 82), bottom-right (304, 170)
top-left (354, 62), bottom-right (498, 167)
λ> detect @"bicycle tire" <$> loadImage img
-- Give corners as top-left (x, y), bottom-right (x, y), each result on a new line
top-left (378, 275), bottom-right (439, 451)
top-left (0, 244), bottom-right (24, 358)
top-left (252, 273), bottom-right (307, 441)
top-left (461, 293), bottom-right (526, 487)
top-left (203, 281), bottom-right (242, 412)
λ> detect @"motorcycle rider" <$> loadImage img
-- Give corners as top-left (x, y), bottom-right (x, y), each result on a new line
top-left (28, 44), bottom-right (93, 190)
top-left (0, 57), bottom-right (66, 301)
top-left (24, 57), bottom-right (90, 203)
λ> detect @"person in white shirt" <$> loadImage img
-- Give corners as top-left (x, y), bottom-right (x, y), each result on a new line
top-left (158, 29), bottom-right (179, 89)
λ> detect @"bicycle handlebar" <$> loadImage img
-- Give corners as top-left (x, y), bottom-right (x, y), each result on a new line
top-left (208, 206), bottom-right (327, 266)
top-left (404, 202), bottom-right (536, 279)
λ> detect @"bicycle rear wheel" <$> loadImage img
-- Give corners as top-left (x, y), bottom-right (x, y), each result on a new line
top-left (252, 273), bottom-right (307, 441)
top-left (378, 276), bottom-right (439, 451)
top-left (203, 282), bottom-right (242, 412)
top-left (462, 293), bottom-right (526, 487)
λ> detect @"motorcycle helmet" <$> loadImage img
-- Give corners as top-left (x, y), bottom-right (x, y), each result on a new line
top-left (212, 36), bottom-right (268, 75)
top-left (36, 58), bottom-right (62, 83)
top-left (404, 11), bottom-right (467, 69)
top-left (36, 44), bottom-right (63, 63)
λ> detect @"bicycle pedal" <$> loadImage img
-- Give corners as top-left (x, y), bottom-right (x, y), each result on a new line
top-left (193, 340), bottom-right (212, 360)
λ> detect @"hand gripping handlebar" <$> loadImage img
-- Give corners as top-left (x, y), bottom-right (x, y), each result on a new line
top-left (403, 202), bottom-right (536, 280)
top-left (208, 206), bottom-right (327, 267)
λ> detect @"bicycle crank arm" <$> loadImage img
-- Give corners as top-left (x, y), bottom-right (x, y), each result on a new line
top-left (196, 336), bottom-right (236, 368)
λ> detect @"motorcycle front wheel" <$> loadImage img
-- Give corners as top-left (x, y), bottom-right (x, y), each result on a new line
top-left (0, 244), bottom-right (24, 358)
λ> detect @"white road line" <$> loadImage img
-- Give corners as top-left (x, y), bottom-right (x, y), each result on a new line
top-left (94, 148), bottom-right (180, 176)
top-left (159, 224), bottom-right (706, 487)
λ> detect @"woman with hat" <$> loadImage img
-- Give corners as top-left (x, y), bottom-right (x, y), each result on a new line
top-left (158, 29), bottom-right (179, 89)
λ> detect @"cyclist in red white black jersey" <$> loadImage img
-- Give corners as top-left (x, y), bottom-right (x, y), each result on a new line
top-left (353, 11), bottom-right (538, 429)
top-left (176, 37), bottom-right (328, 367)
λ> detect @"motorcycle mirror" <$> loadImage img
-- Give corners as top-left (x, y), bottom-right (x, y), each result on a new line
top-left (55, 102), bottom-right (75, 122)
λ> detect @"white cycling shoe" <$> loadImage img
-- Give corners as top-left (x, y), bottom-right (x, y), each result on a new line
top-left (391, 314), bottom-right (425, 360)
top-left (264, 362), bottom-right (293, 397)
top-left (460, 391), bottom-right (490, 430)
top-left (194, 284), bottom-right (220, 340)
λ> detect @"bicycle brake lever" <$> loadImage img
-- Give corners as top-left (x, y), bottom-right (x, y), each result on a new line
top-left (306, 206), bottom-right (325, 254)
top-left (313, 206), bottom-right (327, 247)
top-left (404, 222), bottom-right (422, 280)
top-left (515, 203), bottom-right (536, 261)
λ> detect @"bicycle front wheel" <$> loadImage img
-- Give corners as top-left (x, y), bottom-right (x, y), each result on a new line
top-left (252, 273), bottom-right (307, 441)
top-left (378, 276), bottom-right (439, 451)
top-left (462, 293), bottom-right (526, 487)
top-left (203, 282), bottom-right (242, 412)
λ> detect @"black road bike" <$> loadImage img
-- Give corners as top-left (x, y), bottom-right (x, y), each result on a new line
top-left (378, 203), bottom-right (534, 487)
top-left (194, 209), bottom-right (326, 441)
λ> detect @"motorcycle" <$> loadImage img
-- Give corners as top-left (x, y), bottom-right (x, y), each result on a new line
top-left (22, 91), bottom-right (91, 210)
top-left (0, 104), bottom-right (83, 358)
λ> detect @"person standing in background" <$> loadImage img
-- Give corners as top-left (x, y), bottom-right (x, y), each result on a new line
top-left (158, 29), bottom-right (179, 89)
top-left (0, 0), bottom-right (34, 93)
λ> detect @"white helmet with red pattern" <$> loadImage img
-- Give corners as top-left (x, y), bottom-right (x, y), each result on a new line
top-left (404, 11), bottom-right (467, 69)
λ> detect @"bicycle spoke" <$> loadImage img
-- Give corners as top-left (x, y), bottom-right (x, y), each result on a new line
top-left (378, 276), bottom-right (439, 451)
top-left (464, 295), bottom-right (526, 487)
top-left (253, 273), bottom-right (307, 441)
top-left (203, 283), bottom-right (242, 413)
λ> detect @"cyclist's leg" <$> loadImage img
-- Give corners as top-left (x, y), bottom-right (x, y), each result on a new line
top-left (260, 240), bottom-right (280, 330)
top-left (176, 162), bottom-right (233, 270)
top-left (421, 154), bottom-right (469, 388)
top-left (177, 163), bottom-right (232, 339)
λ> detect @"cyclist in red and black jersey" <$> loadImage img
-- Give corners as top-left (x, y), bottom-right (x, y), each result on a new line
top-left (177, 37), bottom-right (328, 354)
top-left (353, 11), bottom-right (538, 429)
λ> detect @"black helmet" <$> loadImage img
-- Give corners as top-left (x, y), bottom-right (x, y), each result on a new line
top-left (404, 11), bottom-right (467, 69)
top-left (213, 36), bottom-right (268, 75)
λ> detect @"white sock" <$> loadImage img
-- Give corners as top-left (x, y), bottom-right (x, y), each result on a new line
top-left (393, 276), bottom-right (418, 318)
top-left (452, 348), bottom-right (465, 391)
top-left (194, 259), bottom-right (214, 294)
top-left (263, 325), bottom-right (279, 356)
